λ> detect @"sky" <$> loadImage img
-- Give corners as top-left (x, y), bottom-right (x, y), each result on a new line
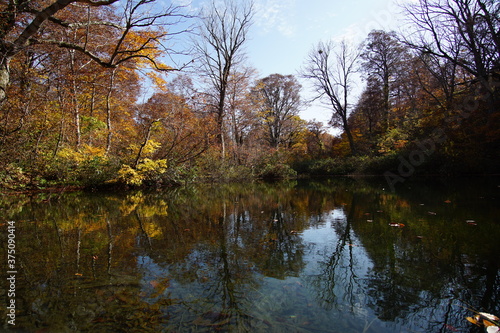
top-left (171, 0), bottom-right (410, 130)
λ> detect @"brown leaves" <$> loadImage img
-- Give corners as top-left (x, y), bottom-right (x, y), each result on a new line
top-left (466, 312), bottom-right (500, 332)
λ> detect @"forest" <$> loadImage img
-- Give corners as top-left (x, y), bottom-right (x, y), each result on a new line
top-left (0, 0), bottom-right (498, 190)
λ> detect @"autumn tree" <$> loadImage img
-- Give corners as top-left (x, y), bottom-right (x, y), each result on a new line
top-left (304, 120), bottom-right (333, 159)
top-left (302, 40), bottom-right (360, 155)
top-left (137, 92), bottom-right (212, 166)
top-left (360, 30), bottom-right (409, 131)
top-left (250, 74), bottom-right (304, 149)
top-left (225, 67), bottom-right (259, 162)
top-left (0, 0), bottom-right (189, 104)
top-left (350, 75), bottom-right (385, 152)
top-left (193, 0), bottom-right (254, 156)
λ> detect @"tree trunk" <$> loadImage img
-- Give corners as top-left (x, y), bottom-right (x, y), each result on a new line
top-left (105, 69), bottom-right (116, 155)
top-left (0, 58), bottom-right (10, 103)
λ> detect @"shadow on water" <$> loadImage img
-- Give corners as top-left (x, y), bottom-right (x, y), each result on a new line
top-left (0, 176), bottom-right (499, 332)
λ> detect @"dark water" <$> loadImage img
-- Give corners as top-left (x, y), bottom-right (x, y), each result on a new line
top-left (1, 177), bottom-right (499, 332)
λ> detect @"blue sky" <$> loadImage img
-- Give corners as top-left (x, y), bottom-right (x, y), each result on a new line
top-left (171, 0), bottom-right (409, 129)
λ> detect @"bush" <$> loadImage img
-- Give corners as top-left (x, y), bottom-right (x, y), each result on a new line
top-left (258, 162), bottom-right (297, 180)
top-left (305, 157), bottom-right (357, 176)
top-left (47, 145), bottom-right (118, 186)
top-left (116, 159), bottom-right (168, 187)
top-left (0, 164), bottom-right (30, 189)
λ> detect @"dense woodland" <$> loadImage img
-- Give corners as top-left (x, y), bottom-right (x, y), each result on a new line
top-left (0, 0), bottom-right (499, 189)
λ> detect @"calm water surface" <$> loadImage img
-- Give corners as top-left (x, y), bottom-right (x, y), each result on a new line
top-left (1, 177), bottom-right (499, 332)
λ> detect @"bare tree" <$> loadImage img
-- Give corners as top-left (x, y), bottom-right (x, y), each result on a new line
top-left (402, 0), bottom-right (500, 112)
top-left (194, 0), bottom-right (254, 157)
top-left (302, 40), bottom-right (360, 155)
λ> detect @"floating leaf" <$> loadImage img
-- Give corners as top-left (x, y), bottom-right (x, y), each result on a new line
top-left (466, 316), bottom-right (480, 326)
top-left (480, 313), bottom-right (500, 322)
top-left (466, 313), bottom-right (500, 328)
top-left (444, 324), bottom-right (458, 331)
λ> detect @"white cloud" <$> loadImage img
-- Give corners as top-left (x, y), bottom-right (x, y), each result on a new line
top-left (254, 0), bottom-right (296, 37)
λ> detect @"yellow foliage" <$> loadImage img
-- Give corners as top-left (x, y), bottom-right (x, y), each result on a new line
top-left (116, 159), bottom-right (168, 186)
top-left (147, 71), bottom-right (169, 92)
top-left (117, 165), bottom-right (144, 186)
top-left (137, 158), bottom-right (167, 173)
top-left (144, 141), bottom-right (162, 156)
top-left (57, 144), bottom-right (108, 164)
top-left (127, 140), bottom-right (162, 160)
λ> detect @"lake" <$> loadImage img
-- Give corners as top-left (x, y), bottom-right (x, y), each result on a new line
top-left (1, 177), bottom-right (499, 332)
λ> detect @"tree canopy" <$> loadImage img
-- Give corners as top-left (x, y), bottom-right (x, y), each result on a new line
top-left (0, 0), bottom-right (498, 189)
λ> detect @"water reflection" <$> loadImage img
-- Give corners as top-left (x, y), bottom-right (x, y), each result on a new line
top-left (0, 177), bottom-right (499, 332)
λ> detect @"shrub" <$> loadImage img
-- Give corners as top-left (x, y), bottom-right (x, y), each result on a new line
top-left (258, 162), bottom-right (297, 180)
top-left (48, 145), bottom-right (118, 186)
top-left (0, 164), bottom-right (29, 189)
top-left (116, 159), bottom-right (168, 187)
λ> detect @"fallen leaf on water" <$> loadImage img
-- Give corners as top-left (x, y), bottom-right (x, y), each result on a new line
top-left (466, 316), bottom-right (480, 326)
top-left (466, 313), bottom-right (500, 328)
top-left (480, 313), bottom-right (500, 322)
top-left (75, 273), bottom-right (83, 276)
top-left (444, 324), bottom-right (458, 331)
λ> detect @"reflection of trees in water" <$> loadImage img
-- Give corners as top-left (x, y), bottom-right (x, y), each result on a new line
top-left (309, 206), bottom-right (363, 312)
top-left (339, 186), bottom-right (500, 331)
top-left (160, 187), bottom-right (309, 330)
top-left (298, 179), bottom-right (500, 332)
top-left (3, 178), bottom-right (500, 332)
